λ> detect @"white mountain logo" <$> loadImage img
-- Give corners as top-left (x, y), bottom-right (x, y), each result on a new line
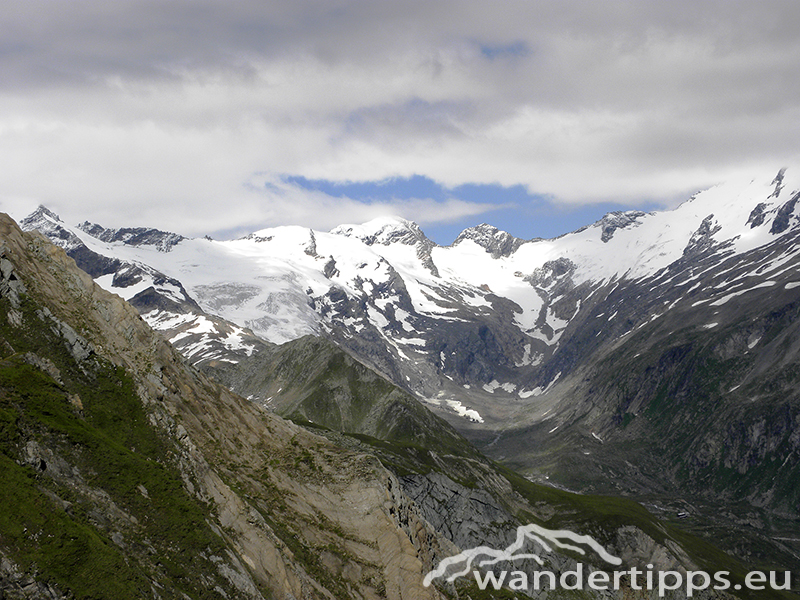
top-left (423, 523), bottom-right (622, 587)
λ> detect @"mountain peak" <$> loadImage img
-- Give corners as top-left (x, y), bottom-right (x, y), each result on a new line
top-left (20, 204), bottom-right (62, 226)
top-left (77, 221), bottom-right (185, 252)
top-left (330, 215), bottom-right (433, 248)
top-left (19, 205), bottom-right (85, 251)
top-left (453, 223), bottom-right (526, 258)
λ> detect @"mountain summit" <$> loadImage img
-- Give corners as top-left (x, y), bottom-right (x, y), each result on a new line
top-left (22, 167), bottom-right (800, 574)
top-left (453, 222), bottom-right (527, 258)
top-left (5, 210), bottom-right (763, 599)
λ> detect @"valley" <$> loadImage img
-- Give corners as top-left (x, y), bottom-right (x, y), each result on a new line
top-left (11, 166), bottom-right (800, 596)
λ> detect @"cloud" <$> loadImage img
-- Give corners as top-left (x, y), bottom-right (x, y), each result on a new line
top-left (1, 0), bottom-right (799, 235)
top-left (219, 175), bottom-right (503, 238)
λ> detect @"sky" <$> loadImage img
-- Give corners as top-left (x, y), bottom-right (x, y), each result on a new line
top-left (1, 0), bottom-right (799, 245)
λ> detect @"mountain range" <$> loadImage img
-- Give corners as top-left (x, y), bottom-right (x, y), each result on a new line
top-left (2, 205), bottom-right (758, 599)
top-left (13, 166), bottom-right (800, 595)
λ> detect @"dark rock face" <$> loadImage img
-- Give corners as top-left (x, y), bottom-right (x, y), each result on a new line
top-left (401, 472), bottom-right (518, 554)
top-left (598, 210), bottom-right (648, 242)
top-left (525, 257), bottom-right (576, 290)
top-left (770, 191), bottom-right (800, 234)
top-left (682, 214), bottom-right (723, 258)
top-left (453, 223), bottom-right (527, 258)
top-left (747, 202), bottom-right (768, 228)
top-left (77, 221), bottom-right (185, 251)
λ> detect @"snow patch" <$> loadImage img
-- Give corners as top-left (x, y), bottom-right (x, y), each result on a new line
top-left (444, 399), bottom-right (484, 423)
top-left (482, 380), bottom-right (501, 393)
top-left (515, 342), bottom-right (543, 367)
top-left (710, 280), bottom-right (777, 306)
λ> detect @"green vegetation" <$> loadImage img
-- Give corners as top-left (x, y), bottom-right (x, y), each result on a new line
top-left (0, 453), bottom-right (146, 597)
top-left (265, 329), bottom-right (794, 598)
top-left (206, 335), bottom-right (480, 460)
top-left (0, 293), bottom-right (234, 599)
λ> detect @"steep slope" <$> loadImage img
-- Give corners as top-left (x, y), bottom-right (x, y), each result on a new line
top-left (21, 167), bottom-right (800, 586)
top-left (3, 213), bottom-right (780, 598)
top-left (486, 244), bottom-right (800, 572)
top-left (199, 325), bottom-right (797, 598)
top-left (203, 335), bottom-right (480, 458)
top-left (0, 213), bottom-right (459, 599)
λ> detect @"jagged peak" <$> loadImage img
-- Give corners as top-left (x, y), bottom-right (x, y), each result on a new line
top-left (77, 221), bottom-right (185, 252)
top-left (765, 166), bottom-right (788, 201)
top-left (20, 205), bottom-right (63, 226)
top-left (452, 223), bottom-right (526, 258)
top-left (594, 210), bottom-right (649, 243)
top-left (330, 215), bottom-right (433, 248)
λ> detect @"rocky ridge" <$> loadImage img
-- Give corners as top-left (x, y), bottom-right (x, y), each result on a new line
top-left (1, 213), bottom-right (766, 598)
top-left (0, 214), bottom-right (455, 599)
top-left (18, 167), bottom-right (800, 591)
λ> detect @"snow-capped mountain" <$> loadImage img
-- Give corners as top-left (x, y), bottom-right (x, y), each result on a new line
top-left (20, 206), bottom-right (269, 366)
top-left (8, 208), bottom-right (773, 600)
top-left (22, 167), bottom-right (800, 568)
top-left (22, 168), bottom-right (800, 420)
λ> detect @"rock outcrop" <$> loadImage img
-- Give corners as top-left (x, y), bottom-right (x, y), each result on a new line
top-left (0, 213), bottom-right (453, 599)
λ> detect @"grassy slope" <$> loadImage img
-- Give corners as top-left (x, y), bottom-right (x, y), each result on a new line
top-left (205, 333), bottom-right (795, 598)
top-left (204, 335), bottom-right (480, 460)
top-left (0, 293), bottom-right (235, 599)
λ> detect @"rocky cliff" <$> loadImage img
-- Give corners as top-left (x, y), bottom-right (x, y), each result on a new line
top-left (2, 212), bottom-right (776, 598)
top-left (0, 214), bottom-right (455, 599)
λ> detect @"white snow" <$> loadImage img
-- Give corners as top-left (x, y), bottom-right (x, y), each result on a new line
top-left (482, 380), bottom-right (501, 393)
top-left (142, 310), bottom-right (196, 329)
top-left (528, 329), bottom-right (562, 346)
top-left (483, 380), bottom-right (520, 394)
top-left (29, 169), bottom-right (800, 392)
top-left (515, 343), bottom-right (542, 367)
top-left (95, 272), bottom-right (154, 300)
top-left (440, 398), bottom-right (484, 423)
top-left (710, 281), bottom-right (777, 306)
top-left (367, 306), bottom-right (389, 329)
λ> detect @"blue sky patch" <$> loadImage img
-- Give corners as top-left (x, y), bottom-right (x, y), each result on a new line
top-left (281, 174), bottom-right (661, 245)
top-left (479, 40), bottom-right (530, 60)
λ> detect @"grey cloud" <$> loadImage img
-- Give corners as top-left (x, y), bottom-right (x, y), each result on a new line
top-left (1, 0), bottom-right (800, 233)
